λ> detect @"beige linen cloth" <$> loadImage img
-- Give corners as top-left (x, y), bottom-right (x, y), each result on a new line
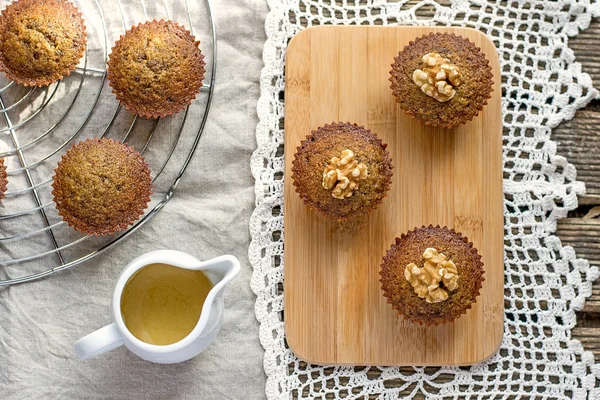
top-left (0, 0), bottom-right (268, 398)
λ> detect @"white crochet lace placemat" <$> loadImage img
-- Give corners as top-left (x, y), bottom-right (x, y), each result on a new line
top-left (250, 0), bottom-right (600, 398)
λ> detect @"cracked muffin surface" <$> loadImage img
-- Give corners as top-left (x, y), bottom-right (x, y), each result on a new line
top-left (52, 138), bottom-right (152, 236)
top-left (107, 20), bottom-right (205, 118)
top-left (0, 0), bottom-right (86, 86)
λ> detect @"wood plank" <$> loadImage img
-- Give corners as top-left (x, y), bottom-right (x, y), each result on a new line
top-left (574, 195), bottom-right (600, 206)
top-left (556, 218), bottom-right (600, 313)
top-left (554, 100), bottom-right (600, 196)
top-left (567, 18), bottom-right (600, 90)
top-left (572, 320), bottom-right (600, 358)
top-left (284, 26), bottom-right (504, 365)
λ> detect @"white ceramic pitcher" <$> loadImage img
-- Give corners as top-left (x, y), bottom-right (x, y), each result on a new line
top-left (74, 250), bottom-right (240, 364)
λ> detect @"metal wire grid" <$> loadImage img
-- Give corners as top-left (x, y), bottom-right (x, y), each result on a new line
top-left (0, 0), bottom-right (216, 285)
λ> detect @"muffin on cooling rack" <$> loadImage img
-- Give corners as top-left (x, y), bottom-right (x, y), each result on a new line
top-left (0, 158), bottom-right (7, 202)
top-left (291, 122), bottom-right (393, 223)
top-left (380, 225), bottom-right (485, 326)
top-left (107, 19), bottom-right (206, 119)
top-left (52, 138), bottom-right (152, 236)
top-left (0, 0), bottom-right (87, 87)
top-left (389, 32), bottom-right (493, 129)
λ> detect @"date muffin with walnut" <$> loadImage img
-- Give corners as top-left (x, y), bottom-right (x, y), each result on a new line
top-left (107, 19), bottom-right (206, 119)
top-left (52, 138), bottom-right (152, 236)
top-left (390, 32), bottom-right (493, 129)
top-left (291, 122), bottom-right (393, 223)
top-left (380, 225), bottom-right (485, 326)
top-left (0, 0), bottom-right (87, 87)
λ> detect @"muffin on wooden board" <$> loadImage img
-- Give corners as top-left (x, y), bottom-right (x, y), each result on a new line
top-left (390, 33), bottom-right (493, 129)
top-left (0, 158), bottom-right (7, 202)
top-left (0, 0), bottom-right (86, 87)
top-left (107, 20), bottom-right (206, 119)
top-left (52, 138), bottom-right (152, 236)
top-left (291, 122), bottom-right (393, 223)
top-left (380, 225), bottom-right (485, 326)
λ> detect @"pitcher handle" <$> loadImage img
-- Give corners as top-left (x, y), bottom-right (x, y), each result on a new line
top-left (74, 323), bottom-right (123, 360)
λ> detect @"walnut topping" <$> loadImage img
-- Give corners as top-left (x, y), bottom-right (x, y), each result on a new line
top-left (322, 149), bottom-right (368, 199)
top-left (404, 247), bottom-right (459, 303)
top-left (412, 52), bottom-right (462, 103)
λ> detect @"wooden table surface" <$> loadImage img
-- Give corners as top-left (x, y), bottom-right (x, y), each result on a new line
top-left (555, 20), bottom-right (600, 359)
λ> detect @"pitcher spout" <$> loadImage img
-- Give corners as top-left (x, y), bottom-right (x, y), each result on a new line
top-left (197, 255), bottom-right (241, 297)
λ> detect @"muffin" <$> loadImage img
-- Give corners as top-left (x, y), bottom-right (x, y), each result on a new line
top-left (380, 225), bottom-right (484, 325)
top-left (52, 138), bottom-right (152, 236)
top-left (0, 0), bottom-right (86, 87)
top-left (107, 20), bottom-right (206, 119)
top-left (389, 33), bottom-right (493, 129)
top-left (291, 122), bottom-right (393, 222)
top-left (0, 158), bottom-right (7, 201)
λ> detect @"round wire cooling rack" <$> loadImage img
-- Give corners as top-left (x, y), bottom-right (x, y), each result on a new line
top-left (0, 0), bottom-right (216, 285)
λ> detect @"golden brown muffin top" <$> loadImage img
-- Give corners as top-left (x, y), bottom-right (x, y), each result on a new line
top-left (0, 0), bottom-right (86, 87)
top-left (380, 225), bottom-right (485, 326)
top-left (291, 122), bottom-right (393, 222)
top-left (0, 158), bottom-right (7, 202)
top-left (390, 33), bottom-right (493, 129)
top-left (52, 138), bottom-right (152, 236)
top-left (107, 20), bottom-right (206, 119)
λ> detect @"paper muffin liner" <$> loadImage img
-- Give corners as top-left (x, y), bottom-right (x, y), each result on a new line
top-left (380, 225), bottom-right (485, 326)
top-left (291, 122), bottom-right (393, 223)
top-left (107, 19), bottom-right (206, 119)
top-left (389, 32), bottom-right (494, 129)
top-left (0, 0), bottom-right (87, 87)
top-left (52, 138), bottom-right (153, 236)
top-left (0, 158), bottom-right (7, 202)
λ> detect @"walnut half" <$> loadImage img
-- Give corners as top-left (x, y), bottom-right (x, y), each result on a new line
top-left (412, 52), bottom-right (462, 103)
top-left (404, 247), bottom-right (459, 303)
top-left (322, 149), bottom-right (368, 199)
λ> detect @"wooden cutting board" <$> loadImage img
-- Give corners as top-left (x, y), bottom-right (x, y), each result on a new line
top-left (284, 26), bottom-right (503, 366)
